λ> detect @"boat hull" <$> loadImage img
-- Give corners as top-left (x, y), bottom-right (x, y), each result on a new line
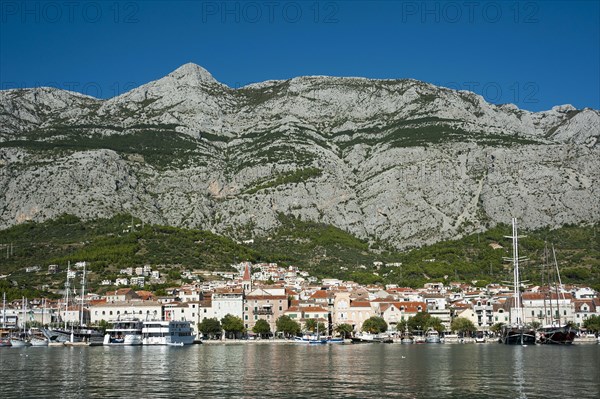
top-left (537, 326), bottom-right (576, 345)
top-left (104, 334), bottom-right (143, 346)
top-left (30, 338), bottom-right (49, 347)
top-left (500, 326), bottom-right (536, 345)
top-left (9, 338), bottom-right (31, 347)
top-left (142, 320), bottom-right (195, 345)
top-left (41, 327), bottom-right (104, 345)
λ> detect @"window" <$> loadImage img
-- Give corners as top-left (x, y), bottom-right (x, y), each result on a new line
top-left (279, 306), bottom-right (282, 311)
top-left (245, 315), bottom-right (248, 320)
top-left (102, 311), bottom-right (105, 315)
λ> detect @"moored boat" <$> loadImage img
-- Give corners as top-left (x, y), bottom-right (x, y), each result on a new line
top-left (104, 318), bottom-right (143, 345)
top-left (141, 320), bottom-right (194, 345)
top-left (500, 219), bottom-right (536, 346)
top-left (537, 325), bottom-right (576, 345)
top-left (42, 327), bottom-right (104, 345)
top-left (0, 327), bottom-right (12, 347)
top-left (9, 336), bottom-right (31, 347)
top-left (294, 334), bottom-right (327, 344)
top-left (29, 328), bottom-right (49, 346)
top-left (351, 332), bottom-right (393, 343)
top-left (537, 245), bottom-right (576, 345)
top-left (500, 325), bottom-right (536, 345)
top-left (425, 328), bottom-right (441, 343)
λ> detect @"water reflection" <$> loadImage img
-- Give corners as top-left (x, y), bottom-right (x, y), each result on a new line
top-left (1, 344), bottom-right (599, 398)
top-left (512, 347), bottom-right (526, 399)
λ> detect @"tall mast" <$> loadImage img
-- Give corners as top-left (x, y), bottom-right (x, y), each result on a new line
top-left (64, 261), bottom-right (71, 330)
top-left (552, 245), bottom-right (565, 326)
top-left (2, 292), bottom-right (5, 328)
top-left (504, 218), bottom-right (527, 326)
top-left (80, 262), bottom-right (86, 327)
top-left (513, 219), bottom-right (522, 325)
top-left (542, 243), bottom-right (549, 325)
top-left (21, 296), bottom-right (25, 334)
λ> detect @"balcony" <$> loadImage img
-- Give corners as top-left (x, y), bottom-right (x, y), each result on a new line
top-left (255, 309), bottom-right (273, 315)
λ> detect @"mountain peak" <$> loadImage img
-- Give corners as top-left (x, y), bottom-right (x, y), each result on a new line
top-left (167, 63), bottom-right (218, 85)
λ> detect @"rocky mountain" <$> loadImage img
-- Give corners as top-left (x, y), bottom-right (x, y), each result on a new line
top-left (1, 63), bottom-right (599, 248)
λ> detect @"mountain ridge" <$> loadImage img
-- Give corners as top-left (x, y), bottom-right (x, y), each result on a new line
top-left (0, 63), bottom-right (598, 249)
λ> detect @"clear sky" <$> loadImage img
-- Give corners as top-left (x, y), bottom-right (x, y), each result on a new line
top-left (1, 0), bottom-right (598, 112)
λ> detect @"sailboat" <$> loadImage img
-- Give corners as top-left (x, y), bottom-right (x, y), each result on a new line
top-left (500, 218), bottom-right (536, 345)
top-left (537, 245), bottom-right (576, 345)
top-left (41, 262), bottom-right (103, 345)
top-left (10, 297), bottom-right (31, 347)
top-left (30, 299), bottom-right (49, 347)
top-left (1, 293), bottom-right (12, 347)
top-left (294, 322), bottom-right (327, 344)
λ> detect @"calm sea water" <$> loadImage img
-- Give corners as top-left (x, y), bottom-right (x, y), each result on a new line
top-left (1, 343), bottom-right (599, 398)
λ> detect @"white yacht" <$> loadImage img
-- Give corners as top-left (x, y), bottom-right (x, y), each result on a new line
top-left (425, 328), bottom-right (441, 343)
top-left (103, 318), bottom-right (143, 346)
top-left (142, 320), bottom-right (194, 345)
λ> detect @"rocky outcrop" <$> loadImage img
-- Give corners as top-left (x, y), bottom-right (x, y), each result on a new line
top-left (0, 63), bottom-right (598, 248)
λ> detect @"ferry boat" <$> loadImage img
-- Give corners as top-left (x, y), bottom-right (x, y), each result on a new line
top-left (141, 320), bottom-right (194, 345)
top-left (103, 318), bottom-right (143, 345)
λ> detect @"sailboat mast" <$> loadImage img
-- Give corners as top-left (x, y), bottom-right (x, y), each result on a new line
top-left (512, 219), bottom-right (522, 325)
top-left (2, 292), bottom-right (6, 328)
top-left (21, 296), bottom-right (25, 335)
top-left (552, 245), bottom-right (564, 326)
top-left (80, 262), bottom-right (86, 327)
top-left (542, 243), bottom-right (549, 326)
top-left (64, 261), bottom-right (71, 330)
top-left (504, 218), bottom-right (527, 326)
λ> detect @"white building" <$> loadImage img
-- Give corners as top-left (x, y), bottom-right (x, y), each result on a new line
top-left (199, 288), bottom-right (244, 324)
top-left (89, 301), bottom-right (162, 323)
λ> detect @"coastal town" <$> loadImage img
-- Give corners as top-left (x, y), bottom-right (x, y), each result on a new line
top-left (2, 259), bottom-right (600, 345)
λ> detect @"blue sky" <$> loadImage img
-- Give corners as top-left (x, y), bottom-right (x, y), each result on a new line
top-left (1, 0), bottom-right (598, 111)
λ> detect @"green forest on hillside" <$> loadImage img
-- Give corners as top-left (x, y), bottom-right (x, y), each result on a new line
top-left (0, 213), bottom-right (598, 300)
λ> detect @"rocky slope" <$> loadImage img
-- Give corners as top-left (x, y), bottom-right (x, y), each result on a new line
top-left (1, 63), bottom-right (598, 248)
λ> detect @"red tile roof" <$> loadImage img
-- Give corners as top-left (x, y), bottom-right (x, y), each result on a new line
top-left (302, 306), bottom-right (328, 313)
top-left (350, 301), bottom-right (371, 308)
top-left (310, 290), bottom-right (328, 299)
